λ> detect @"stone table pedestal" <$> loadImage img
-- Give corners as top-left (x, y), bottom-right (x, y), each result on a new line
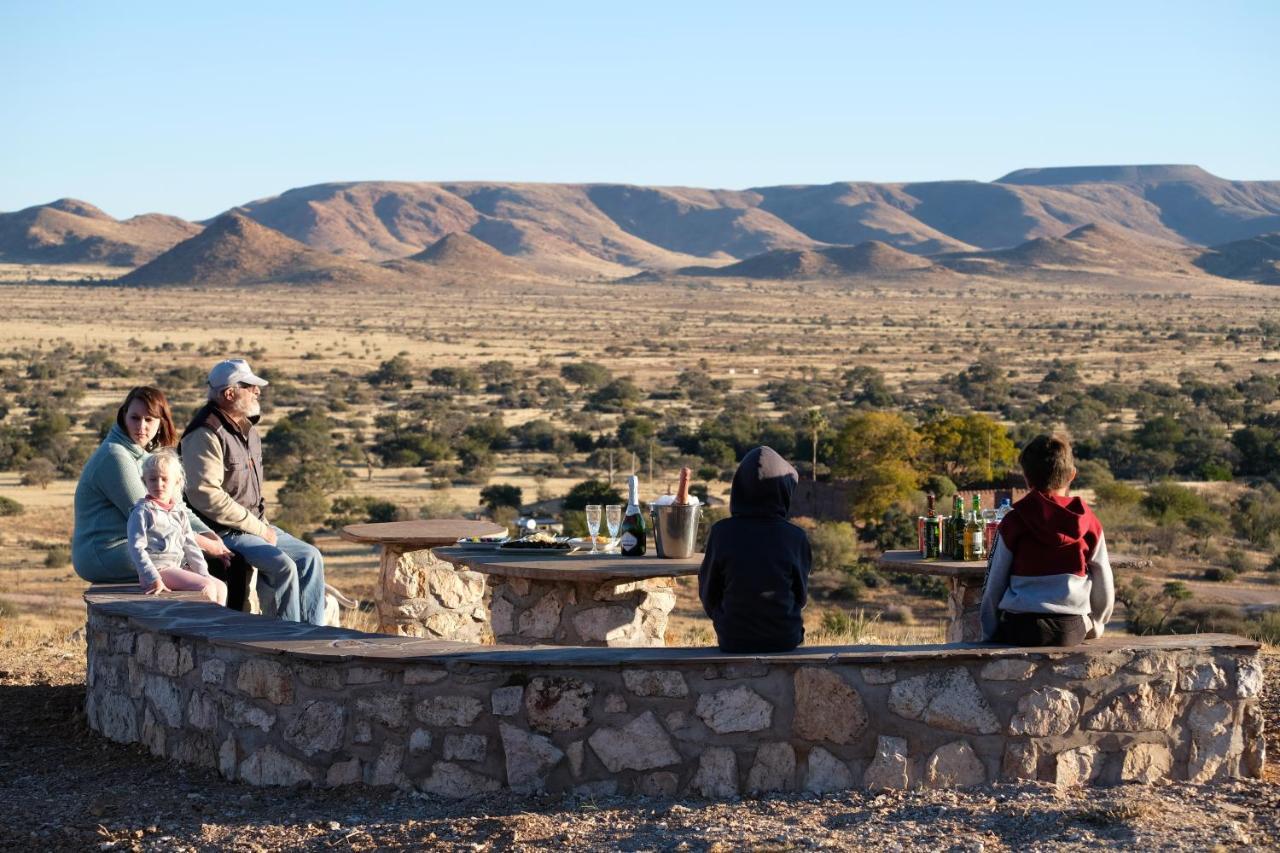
top-left (339, 520), bottom-right (506, 642)
top-left (435, 548), bottom-right (700, 647)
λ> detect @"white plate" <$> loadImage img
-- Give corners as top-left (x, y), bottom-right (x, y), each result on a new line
top-left (568, 537), bottom-right (619, 553)
top-left (454, 539), bottom-right (509, 551)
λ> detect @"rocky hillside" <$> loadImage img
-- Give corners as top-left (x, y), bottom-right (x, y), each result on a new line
top-left (117, 212), bottom-right (403, 287)
top-left (939, 223), bottom-right (1203, 277)
top-left (8, 165), bottom-right (1279, 280)
top-left (0, 199), bottom-right (200, 266)
top-left (1194, 233), bottom-right (1280, 284)
top-left (387, 231), bottom-right (530, 277)
top-left (683, 240), bottom-right (935, 279)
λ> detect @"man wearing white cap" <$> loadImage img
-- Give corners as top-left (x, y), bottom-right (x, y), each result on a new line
top-left (179, 359), bottom-right (327, 625)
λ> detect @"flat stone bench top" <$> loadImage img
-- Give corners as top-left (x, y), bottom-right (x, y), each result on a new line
top-left (433, 547), bottom-right (702, 582)
top-left (338, 519), bottom-right (507, 549)
top-left (878, 549), bottom-right (1155, 579)
top-left (85, 585), bottom-right (1257, 667)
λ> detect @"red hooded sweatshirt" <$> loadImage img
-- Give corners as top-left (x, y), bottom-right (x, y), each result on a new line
top-left (980, 490), bottom-right (1114, 640)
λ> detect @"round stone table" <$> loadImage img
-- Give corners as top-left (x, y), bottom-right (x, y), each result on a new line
top-left (434, 547), bottom-right (701, 647)
top-left (340, 520), bottom-right (506, 641)
top-left (877, 550), bottom-right (1153, 643)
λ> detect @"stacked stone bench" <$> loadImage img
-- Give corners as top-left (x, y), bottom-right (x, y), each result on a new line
top-left (84, 586), bottom-right (1266, 797)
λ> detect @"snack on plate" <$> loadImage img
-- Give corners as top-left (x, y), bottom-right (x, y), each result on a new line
top-left (499, 531), bottom-right (571, 551)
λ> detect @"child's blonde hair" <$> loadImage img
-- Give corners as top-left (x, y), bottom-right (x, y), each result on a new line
top-left (141, 447), bottom-right (185, 494)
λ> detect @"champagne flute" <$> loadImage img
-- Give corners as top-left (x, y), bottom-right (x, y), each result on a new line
top-left (585, 504), bottom-right (603, 555)
top-left (605, 504), bottom-right (622, 551)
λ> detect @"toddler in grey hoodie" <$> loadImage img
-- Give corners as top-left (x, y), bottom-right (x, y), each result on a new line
top-left (126, 449), bottom-right (228, 605)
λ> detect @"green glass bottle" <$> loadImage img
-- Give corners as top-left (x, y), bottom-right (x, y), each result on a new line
top-left (950, 494), bottom-right (965, 560)
top-left (618, 475), bottom-right (647, 557)
top-left (923, 493), bottom-right (940, 558)
top-left (964, 494), bottom-right (985, 561)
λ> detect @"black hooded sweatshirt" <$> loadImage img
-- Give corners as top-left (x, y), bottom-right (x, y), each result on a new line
top-left (698, 446), bottom-right (811, 653)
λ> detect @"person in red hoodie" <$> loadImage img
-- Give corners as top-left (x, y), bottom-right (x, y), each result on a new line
top-left (980, 434), bottom-right (1114, 646)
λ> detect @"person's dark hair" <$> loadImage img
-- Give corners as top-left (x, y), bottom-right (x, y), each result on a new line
top-left (1019, 434), bottom-right (1074, 491)
top-left (116, 386), bottom-right (178, 451)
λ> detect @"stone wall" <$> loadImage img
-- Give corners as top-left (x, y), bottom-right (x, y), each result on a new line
top-left (84, 588), bottom-right (1265, 797)
top-left (373, 548), bottom-right (489, 642)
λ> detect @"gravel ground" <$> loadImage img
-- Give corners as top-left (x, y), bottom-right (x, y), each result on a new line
top-left (1, 642), bottom-right (1276, 852)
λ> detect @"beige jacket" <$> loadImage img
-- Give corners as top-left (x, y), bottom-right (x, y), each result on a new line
top-left (181, 428), bottom-right (272, 538)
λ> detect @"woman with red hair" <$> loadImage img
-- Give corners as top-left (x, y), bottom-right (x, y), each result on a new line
top-left (72, 386), bottom-right (231, 584)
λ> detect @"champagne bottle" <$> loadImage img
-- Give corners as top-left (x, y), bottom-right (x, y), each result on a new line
top-left (674, 467), bottom-right (691, 505)
top-left (619, 475), bottom-right (647, 557)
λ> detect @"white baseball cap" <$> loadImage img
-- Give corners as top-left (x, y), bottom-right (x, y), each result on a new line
top-left (208, 358), bottom-right (269, 389)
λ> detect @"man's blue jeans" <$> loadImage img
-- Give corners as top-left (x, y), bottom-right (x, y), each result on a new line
top-left (221, 526), bottom-right (326, 625)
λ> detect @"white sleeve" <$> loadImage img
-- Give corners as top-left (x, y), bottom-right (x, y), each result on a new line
top-left (126, 505), bottom-right (162, 589)
top-left (980, 535), bottom-right (1013, 642)
top-left (1086, 530), bottom-right (1114, 639)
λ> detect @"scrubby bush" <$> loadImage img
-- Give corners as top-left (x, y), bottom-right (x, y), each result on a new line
top-left (808, 521), bottom-right (859, 573)
top-left (44, 544), bottom-right (70, 568)
top-left (881, 605), bottom-right (916, 625)
top-left (1245, 609), bottom-right (1280, 645)
top-left (1203, 567), bottom-right (1237, 582)
top-left (1092, 480), bottom-right (1142, 507)
top-left (21, 458), bottom-right (57, 489)
top-left (0, 496), bottom-right (22, 516)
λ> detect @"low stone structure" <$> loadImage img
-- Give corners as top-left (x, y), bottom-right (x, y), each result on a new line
top-left (85, 587), bottom-right (1265, 797)
top-left (374, 548), bottom-right (489, 643)
top-left (488, 576), bottom-right (676, 647)
top-left (432, 548), bottom-right (698, 647)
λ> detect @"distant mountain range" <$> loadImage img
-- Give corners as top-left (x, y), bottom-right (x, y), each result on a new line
top-left (2, 165), bottom-right (1279, 285)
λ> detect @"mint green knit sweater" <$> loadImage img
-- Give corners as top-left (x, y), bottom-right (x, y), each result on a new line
top-left (72, 424), bottom-right (209, 583)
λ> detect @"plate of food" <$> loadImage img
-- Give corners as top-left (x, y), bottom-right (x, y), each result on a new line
top-left (567, 535), bottom-right (617, 553)
top-left (497, 532), bottom-right (572, 554)
top-left (454, 535), bottom-right (510, 551)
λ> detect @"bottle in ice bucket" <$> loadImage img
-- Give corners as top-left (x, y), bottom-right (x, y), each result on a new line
top-left (619, 475), bottom-right (647, 557)
top-left (964, 493), bottom-right (985, 561)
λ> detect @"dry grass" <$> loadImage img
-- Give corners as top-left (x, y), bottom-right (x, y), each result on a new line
top-left (2, 272), bottom-right (1280, 643)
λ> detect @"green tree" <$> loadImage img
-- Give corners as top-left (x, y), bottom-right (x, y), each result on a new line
top-left (20, 458), bottom-right (56, 489)
top-left (808, 522), bottom-right (859, 573)
top-left (428, 367), bottom-right (480, 393)
top-left (804, 407), bottom-right (828, 481)
top-left (561, 361), bottom-right (613, 389)
top-left (920, 413), bottom-right (1017, 486)
top-left (616, 416), bottom-right (656, 457)
top-left (587, 378), bottom-right (642, 412)
top-left (563, 480), bottom-right (625, 511)
top-left (1141, 482), bottom-right (1212, 525)
top-left (263, 409), bottom-right (337, 480)
top-left (831, 411), bottom-right (922, 525)
top-left (368, 354), bottom-right (414, 388)
top-left (480, 484), bottom-right (523, 512)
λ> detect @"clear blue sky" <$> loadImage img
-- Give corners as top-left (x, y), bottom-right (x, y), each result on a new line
top-left (2, 1), bottom-right (1276, 219)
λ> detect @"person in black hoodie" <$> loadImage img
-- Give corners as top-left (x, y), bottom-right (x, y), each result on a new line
top-left (699, 446), bottom-right (811, 653)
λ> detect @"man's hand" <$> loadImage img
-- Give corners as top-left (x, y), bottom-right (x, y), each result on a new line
top-left (143, 578), bottom-right (169, 595)
top-left (262, 526), bottom-right (278, 546)
top-left (197, 532), bottom-right (232, 559)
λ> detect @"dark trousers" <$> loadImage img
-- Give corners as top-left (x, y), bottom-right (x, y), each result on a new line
top-left (208, 553), bottom-right (253, 612)
top-left (993, 611), bottom-right (1086, 647)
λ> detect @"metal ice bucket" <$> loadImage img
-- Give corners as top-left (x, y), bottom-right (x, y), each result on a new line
top-left (649, 504), bottom-right (702, 559)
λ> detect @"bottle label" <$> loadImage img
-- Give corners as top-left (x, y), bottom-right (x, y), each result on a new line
top-left (620, 533), bottom-right (637, 550)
